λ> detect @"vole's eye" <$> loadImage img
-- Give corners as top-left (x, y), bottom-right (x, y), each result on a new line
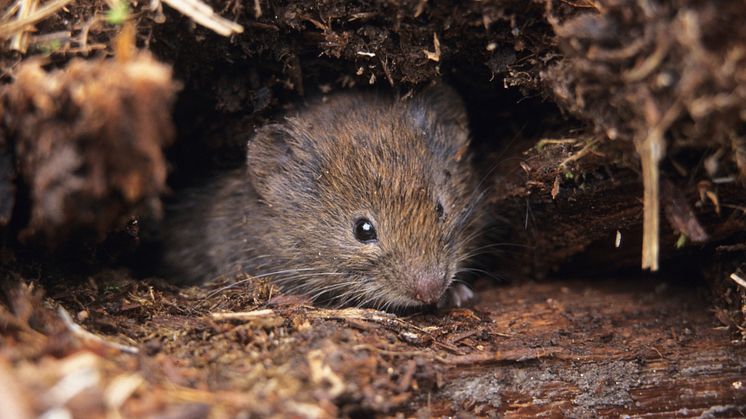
top-left (436, 201), bottom-right (445, 220)
top-left (354, 218), bottom-right (378, 243)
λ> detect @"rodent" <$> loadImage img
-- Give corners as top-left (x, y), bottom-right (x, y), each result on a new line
top-left (161, 84), bottom-right (482, 310)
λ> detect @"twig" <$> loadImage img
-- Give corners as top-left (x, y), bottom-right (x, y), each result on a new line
top-left (209, 307), bottom-right (397, 323)
top-left (210, 308), bottom-right (276, 320)
top-left (307, 307), bottom-right (396, 322)
top-left (28, 30), bottom-right (70, 44)
top-left (730, 273), bottom-right (746, 289)
top-left (160, 0), bottom-right (243, 37)
top-left (636, 101), bottom-right (682, 271)
top-left (445, 329), bottom-right (477, 344)
top-left (637, 132), bottom-right (662, 272)
top-left (623, 31), bottom-right (670, 82)
top-left (77, 14), bottom-right (102, 54)
top-left (1, 1), bottom-right (21, 22)
top-left (559, 138), bottom-right (599, 168)
top-left (10, 0), bottom-right (38, 52)
top-left (0, 0), bottom-right (73, 40)
top-left (57, 306), bottom-right (140, 354)
top-left (535, 138), bottom-right (577, 151)
top-left (423, 32), bottom-right (440, 62)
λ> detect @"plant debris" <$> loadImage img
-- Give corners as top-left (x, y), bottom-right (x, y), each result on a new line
top-left (1, 49), bottom-right (177, 242)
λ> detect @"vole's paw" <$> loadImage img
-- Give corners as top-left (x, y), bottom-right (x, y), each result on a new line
top-left (437, 283), bottom-right (476, 309)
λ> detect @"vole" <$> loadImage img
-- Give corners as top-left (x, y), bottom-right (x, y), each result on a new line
top-left (162, 85), bottom-right (483, 310)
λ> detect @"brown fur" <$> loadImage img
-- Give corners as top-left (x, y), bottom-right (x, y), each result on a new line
top-left (162, 85), bottom-right (482, 310)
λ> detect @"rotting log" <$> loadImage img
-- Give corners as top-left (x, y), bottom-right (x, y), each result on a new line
top-left (426, 278), bottom-right (746, 417)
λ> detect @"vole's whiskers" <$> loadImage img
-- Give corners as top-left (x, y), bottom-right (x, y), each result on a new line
top-left (458, 228), bottom-right (487, 248)
top-left (275, 273), bottom-right (348, 297)
top-left (334, 285), bottom-right (369, 308)
top-left (456, 242), bottom-right (530, 262)
top-left (454, 267), bottom-right (503, 281)
top-left (360, 284), bottom-right (389, 309)
top-left (206, 267), bottom-right (329, 297)
top-left (305, 280), bottom-right (359, 302)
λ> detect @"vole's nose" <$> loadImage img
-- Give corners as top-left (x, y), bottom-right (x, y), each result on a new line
top-left (413, 275), bottom-right (446, 304)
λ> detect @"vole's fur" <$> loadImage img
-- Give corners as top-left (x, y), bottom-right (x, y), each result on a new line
top-left (162, 85), bottom-right (482, 310)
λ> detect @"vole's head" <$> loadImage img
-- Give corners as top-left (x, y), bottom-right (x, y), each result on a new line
top-left (247, 85), bottom-right (479, 309)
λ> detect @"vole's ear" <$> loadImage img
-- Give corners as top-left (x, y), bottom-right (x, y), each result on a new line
top-left (246, 123), bottom-right (294, 198)
top-left (407, 84), bottom-right (470, 161)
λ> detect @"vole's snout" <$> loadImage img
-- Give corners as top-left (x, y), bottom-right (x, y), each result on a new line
top-left (412, 274), bottom-right (448, 305)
